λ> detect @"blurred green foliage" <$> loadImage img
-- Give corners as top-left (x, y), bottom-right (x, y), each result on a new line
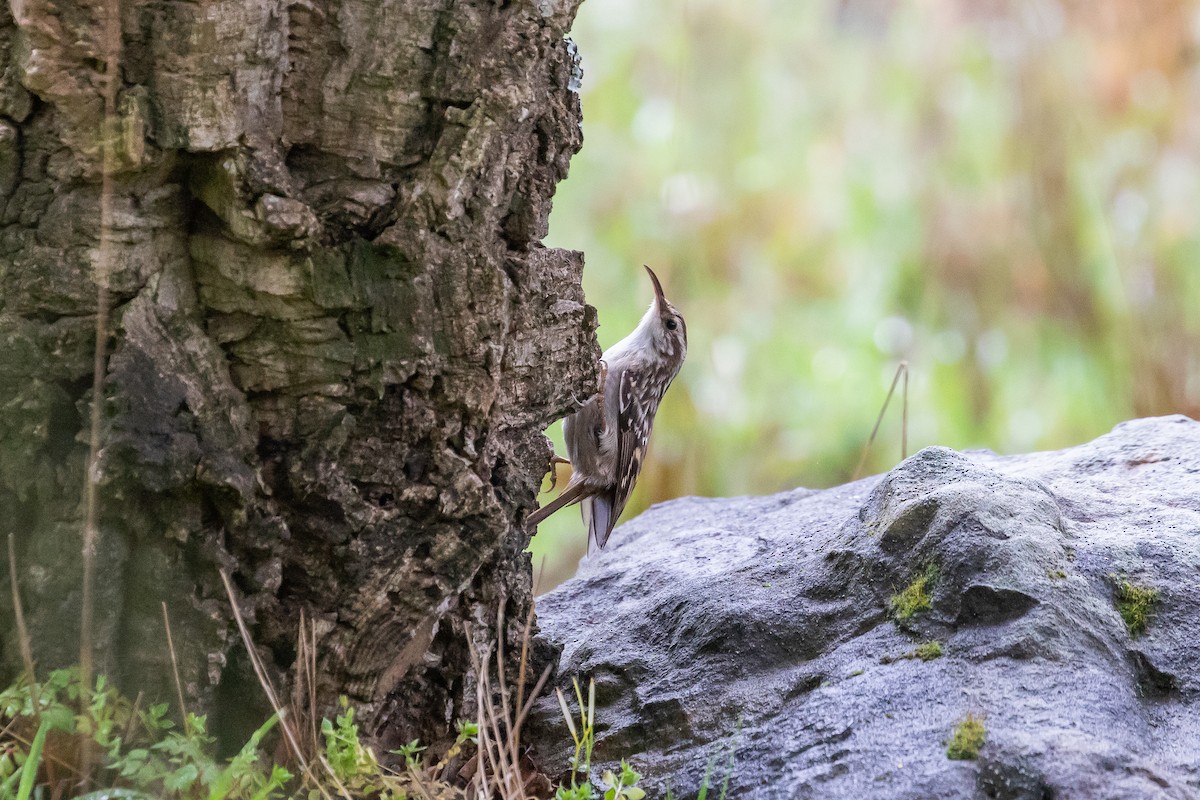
top-left (531, 0), bottom-right (1200, 587)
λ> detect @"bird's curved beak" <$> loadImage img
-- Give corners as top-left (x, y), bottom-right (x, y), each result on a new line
top-left (644, 265), bottom-right (668, 313)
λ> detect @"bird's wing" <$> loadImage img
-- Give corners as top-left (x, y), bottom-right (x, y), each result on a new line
top-left (601, 364), bottom-right (659, 546)
top-left (561, 395), bottom-right (599, 472)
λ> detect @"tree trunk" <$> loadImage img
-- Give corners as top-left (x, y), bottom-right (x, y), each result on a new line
top-left (0, 0), bottom-right (595, 748)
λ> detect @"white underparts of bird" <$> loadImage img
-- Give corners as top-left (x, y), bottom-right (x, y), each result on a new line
top-left (526, 265), bottom-right (687, 549)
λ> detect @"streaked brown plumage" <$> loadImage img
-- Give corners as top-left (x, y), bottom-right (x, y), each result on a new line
top-left (527, 265), bottom-right (687, 548)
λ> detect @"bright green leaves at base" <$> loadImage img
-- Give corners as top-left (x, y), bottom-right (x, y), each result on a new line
top-left (0, 667), bottom-right (291, 800)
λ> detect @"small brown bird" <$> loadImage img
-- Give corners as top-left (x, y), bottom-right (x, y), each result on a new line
top-left (527, 265), bottom-right (687, 548)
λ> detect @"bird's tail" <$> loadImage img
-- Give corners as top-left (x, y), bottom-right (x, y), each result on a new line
top-left (526, 481), bottom-right (588, 530)
top-left (586, 493), bottom-right (616, 550)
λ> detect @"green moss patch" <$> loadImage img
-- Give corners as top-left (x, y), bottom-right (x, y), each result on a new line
top-left (880, 640), bottom-right (943, 665)
top-left (914, 640), bottom-right (943, 661)
top-left (946, 714), bottom-right (986, 760)
top-left (889, 564), bottom-right (938, 620)
top-left (1114, 578), bottom-right (1159, 637)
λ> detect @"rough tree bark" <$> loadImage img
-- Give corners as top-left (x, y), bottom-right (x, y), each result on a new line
top-left (0, 0), bottom-right (596, 747)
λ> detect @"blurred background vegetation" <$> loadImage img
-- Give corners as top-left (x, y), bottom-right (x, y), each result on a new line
top-left (530, 0), bottom-right (1200, 588)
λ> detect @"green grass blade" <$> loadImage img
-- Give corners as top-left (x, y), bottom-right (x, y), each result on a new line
top-left (16, 718), bottom-right (50, 800)
top-left (695, 755), bottom-right (715, 800)
top-left (718, 743), bottom-right (735, 800)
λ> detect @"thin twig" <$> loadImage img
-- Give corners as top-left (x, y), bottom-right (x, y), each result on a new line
top-left (120, 691), bottom-right (144, 748)
top-left (533, 554), bottom-right (547, 597)
top-left (494, 600), bottom-right (512, 770)
top-left (310, 615), bottom-right (320, 755)
top-left (291, 610), bottom-right (306, 757)
top-left (405, 764), bottom-right (435, 800)
top-left (471, 635), bottom-right (520, 798)
top-left (79, 0), bottom-right (125, 783)
top-left (480, 654), bottom-right (511, 793)
top-left (472, 648), bottom-right (489, 798)
top-left (7, 534), bottom-right (39, 717)
top-left (901, 361), bottom-right (909, 460)
top-left (512, 601), bottom-right (534, 737)
top-left (852, 360), bottom-right (909, 480)
top-left (161, 602), bottom-right (189, 724)
top-left (291, 611), bottom-right (305, 748)
top-left (291, 609), bottom-right (321, 761)
top-left (513, 663), bottom-right (553, 739)
top-left (317, 755), bottom-right (356, 800)
top-left (510, 600), bottom-right (538, 774)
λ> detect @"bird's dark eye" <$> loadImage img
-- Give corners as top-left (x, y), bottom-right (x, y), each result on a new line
top-left (665, 318), bottom-right (677, 331)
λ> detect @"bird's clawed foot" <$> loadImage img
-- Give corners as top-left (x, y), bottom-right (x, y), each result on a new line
top-left (546, 454), bottom-right (571, 491)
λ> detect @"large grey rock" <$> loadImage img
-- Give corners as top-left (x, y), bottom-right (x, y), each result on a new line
top-left (530, 416), bottom-right (1200, 799)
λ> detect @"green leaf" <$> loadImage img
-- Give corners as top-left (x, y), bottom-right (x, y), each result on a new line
top-left (388, 737), bottom-right (426, 768)
top-left (1, 765), bottom-right (21, 798)
top-left (209, 713), bottom-right (280, 800)
top-left (455, 720), bottom-right (479, 742)
top-left (249, 764), bottom-right (293, 800)
top-left (16, 719), bottom-right (50, 800)
top-left (41, 704), bottom-right (75, 731)
top-left (165, 762), bottom-right (201, 791)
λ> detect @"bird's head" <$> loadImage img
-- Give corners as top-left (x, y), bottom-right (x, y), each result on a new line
top-left (643, 265), bottom-right (687, 361)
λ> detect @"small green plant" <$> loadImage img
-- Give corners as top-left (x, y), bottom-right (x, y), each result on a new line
top-left (554, 678), bottom-right (646, 800)
top-left (0, 667), bottom-right (292, 799)
top-left (1113, 577), bottom-right (1159, 637)
top-left (322, 696), bottom-right (380, 783)
top-left (1048, 569), bottom-right (1067, 580)
top-left (666, 734), bottom-right (735, 800)
top-left (601, 760), bottom-right (645, 800)
top-left (555, 678), bottom-right (597, 800)
top-left (889, 564), bottom-right (938, 620)
top-left (391, 739), bottom-right (426, 771)
top-left (946, 714), bottom-right (986, 760)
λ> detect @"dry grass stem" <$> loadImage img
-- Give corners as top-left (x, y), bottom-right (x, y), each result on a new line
top-left (853, 360), bottom-right (910, 480)
top-left (79, 0), bottom-right (126, 784)
top-left (290, 609), bottom-right (322, 760)
top-left (161, 601), bottom-right (189, 723)
top-left (901, 361), bottom-right (909, 460)
top-left (7, 534), bottom-right (39, 716)
top-left (495, 601), bottom-right (513, 771)
top-left (466, 610), bottom-right (552, 800)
